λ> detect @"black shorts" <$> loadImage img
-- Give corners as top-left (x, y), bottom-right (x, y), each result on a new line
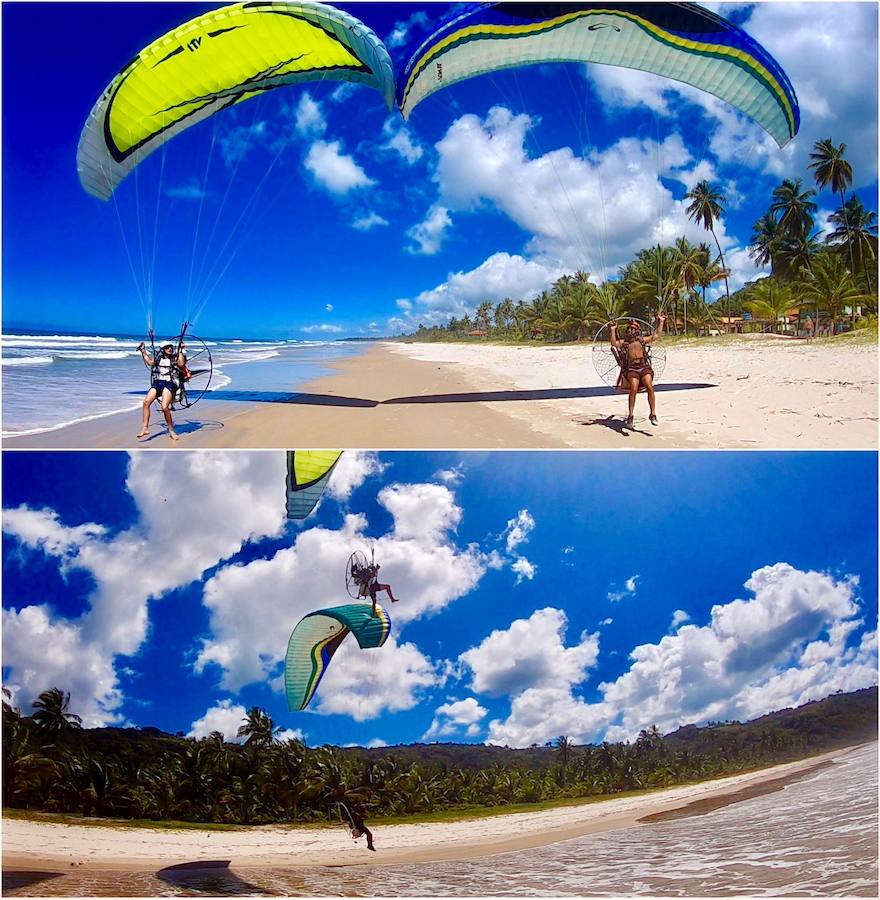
top-left (152, 380), bottom-right (177, 399)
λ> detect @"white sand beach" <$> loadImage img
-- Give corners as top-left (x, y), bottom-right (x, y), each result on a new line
top-left (389, 334), bottom-right (878, 449)
top-left (5, 335), bottom-right (875, 450)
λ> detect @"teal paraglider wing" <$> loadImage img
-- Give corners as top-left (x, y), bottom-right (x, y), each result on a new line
top-left (284, 604), bottom-right (392, 710)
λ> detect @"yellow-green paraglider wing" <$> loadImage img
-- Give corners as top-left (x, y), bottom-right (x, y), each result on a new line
top-left (286, 450), bottom-right (342, 520)
top-left (284, 603), bottom-right (391, 710)
top-left (397, 2), bottom-right (799, 147)
top-left (78, 1), bottom-right (395, 200)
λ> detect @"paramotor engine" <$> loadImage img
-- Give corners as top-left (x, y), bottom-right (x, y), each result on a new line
top-left (592, 318), bottom-right (667, 391)
top-left (147, 329), bottom-right (214, 410)
top-left (345, 549), bottom-right (371, 599)
top-left (336, 801), bottom-right (362, 841)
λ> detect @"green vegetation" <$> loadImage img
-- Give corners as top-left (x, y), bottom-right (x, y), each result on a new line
top-left (399, 138), bottom-right (877, 343)
top-left (3, 685), bottom-right (875, 828)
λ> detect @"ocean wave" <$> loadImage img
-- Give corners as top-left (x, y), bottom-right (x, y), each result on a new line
top-left (215, 349), bottom-right (281, 366)
top-left (220, 345), bottom-right (286, 355)
top-left (1, 397), bottom-right (145, 437)
top-left (55, 351), bottom-right (136, 360)
top-left (210, 371), bottom-right (233, 390)
top-left (2, 355), bottom-right (55, 366)
top-left (2, 334), bottom-right (123, 347)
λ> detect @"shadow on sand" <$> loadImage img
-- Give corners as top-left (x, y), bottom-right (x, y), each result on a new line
top-left (204, 390), bottom-right (379, 408)
top-left (2, 870), bottom-right (66, 895)
top-left (157, 860), bottom-right (277, 896)
top-left (135, 420), bottom-right (225, 444)
top-left (576, 415), bottom-right (656, 438)
top-left (199, 383), bottom-right (716, 408)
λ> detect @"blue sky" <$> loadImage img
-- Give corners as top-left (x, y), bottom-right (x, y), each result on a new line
top-left (3, 450), bottom-right (877, 748)
top-left (2, 2), bottom-right (877, 340)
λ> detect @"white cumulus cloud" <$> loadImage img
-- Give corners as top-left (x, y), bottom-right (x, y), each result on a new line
top-left (188, 700), bottom-right (249, 742)
top-left (608, 575), bottom-right (639, 603)
top-left (294, 92), bottom-right (326, 137)
top-left (352, 212), bottom-right (390, 231)
top-left (481, 564), bottom-right (876, 748)
top-left (460, 607), bottom-right (600, 698)
top-left (511, 557), bottom-right (537, 584)
top-left (503, 509), bottom-right (536, 553)
top-left (424, 697), bottom-right (488, 739)
top-left (407, 205), bottom-right (452, 255)
top-left (2, 453), bottom-right (288, 726)
top-left (383, 121), bottom-right (424, 165)
top-left (304, 140), bottom-right (374, 194)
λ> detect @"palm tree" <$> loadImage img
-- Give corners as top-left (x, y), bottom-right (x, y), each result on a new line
top-left (809, 138), bottom-right (855, 276)
top-left (621, 245), bottom-right (680, 325)
top-left (2, 686), bottom-right (17, 716)
top-left (553, 274), bottom-right (575, 295)
top-left (560, 280), bottom-right (600, 340)
top-left (826, 197), bottom-right (878, 295)
top-left (743, 279), bottom-right (794, 334)
top-left (267, 742), bottom-right (312, 822)
top-left (524, 290), bottom-right (554, 340)
top-left (554, 735), bottom-right (574, 785)
top-left (511, 301), bottom-right (534, 340)
top-left (493, 298), bottom-right (515, 335)
top-left (796, 253), bottom-right (869, 334)
top-left (674, 237), bottom-right (704, 336)
top-left (685, 181), bottom-right (730, 326)
top-left (2, 716), bottom-right (59, 806)
top-left (749, 213), bottom-right (788, 277)
top-left (237, 707), bottom-right (277, 748)
top-left (474, 300), bottom-right (493, 334)
top-left (778, 230), bottom-right (823, 278)
top-left (692, 244), bottom-right (727, 331)
top-left (771, 178), bottom-right (817, 239)
top-left (594, 281), bottom-right (625, 323)
top-left (31, 687), bottom-right (82, 736)
top-left (809, 139), bottom-right (853, 199)
top-left (541, 293), bottom-right (570, 341)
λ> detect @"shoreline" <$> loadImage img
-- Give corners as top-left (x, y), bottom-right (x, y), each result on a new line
top-left (3, 336), bottom-right (876, 449)
top-left (2, 745), bottom-right (864, 873)
top-left (2, 343), bottom-right (553, 450)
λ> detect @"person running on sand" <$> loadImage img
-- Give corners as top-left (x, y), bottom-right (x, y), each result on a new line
top-left (137, 341), bottom-right (186, 441)
top-left (609, 316), bottom-right (666, 427)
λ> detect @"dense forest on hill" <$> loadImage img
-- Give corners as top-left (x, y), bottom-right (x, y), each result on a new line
top-left (3, 687), bottom-right (875, 825)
